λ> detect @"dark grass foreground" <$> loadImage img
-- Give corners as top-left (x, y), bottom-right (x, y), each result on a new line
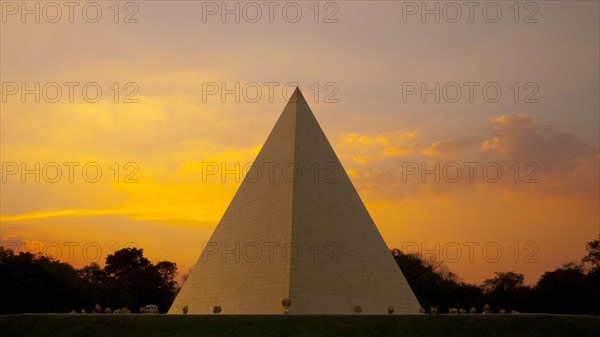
top-left (1, 314), bottom-right (599, 337)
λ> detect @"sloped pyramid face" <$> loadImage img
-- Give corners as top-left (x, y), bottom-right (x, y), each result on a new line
top-left (168, 88), bottom-right (421, 314)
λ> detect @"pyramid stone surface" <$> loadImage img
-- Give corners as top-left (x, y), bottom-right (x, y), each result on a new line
top-left (168, 88), bottom-right (421, 314)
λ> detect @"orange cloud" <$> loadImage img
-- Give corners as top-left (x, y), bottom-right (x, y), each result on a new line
top-left (422, 138), bottom-right (478, 158)
top-left (338, 130), bottom-right (419, 164)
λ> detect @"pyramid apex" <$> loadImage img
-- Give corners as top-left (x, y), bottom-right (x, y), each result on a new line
top-left (290, 86), bottom-right (304, 101)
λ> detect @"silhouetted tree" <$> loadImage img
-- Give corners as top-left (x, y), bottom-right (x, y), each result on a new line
top-left (453, 283), bottom-right (485, 312)
top-left (105, 247), bottom-right (152, 279)
top-left (535, 264), bottom-right (590, 314)
top-left (103, 248), bottom-right (177, 312)
top-left (392, 249), bottom-right (481, 313)
top-left (482, 272), bottom-right (532, 312)
top-left (0, 247), bottom-right (82, 313)
top-left (482, 272), bottom-right (525, 293)
top-left (583, 239), bottom-right (600, 271)
top-left (79, 263), bottom-right (106, 284)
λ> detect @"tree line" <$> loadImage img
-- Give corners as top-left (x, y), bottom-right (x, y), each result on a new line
top-left (0, 239), bottom-right (598, 314)
top-left (0, 247), bottom-right (177, 314)
top-left (392, 239), bottom-right (600, 314)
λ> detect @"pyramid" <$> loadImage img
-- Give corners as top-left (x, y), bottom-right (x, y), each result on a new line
top-left (168, 88), bottom-right (421, 314)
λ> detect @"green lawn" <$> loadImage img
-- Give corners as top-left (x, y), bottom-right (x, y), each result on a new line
top-left (1, 314), bottom-right (599, 337)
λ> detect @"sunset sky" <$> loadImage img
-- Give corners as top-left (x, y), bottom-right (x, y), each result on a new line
top-left (1, 1), bottom-right (598, 285)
